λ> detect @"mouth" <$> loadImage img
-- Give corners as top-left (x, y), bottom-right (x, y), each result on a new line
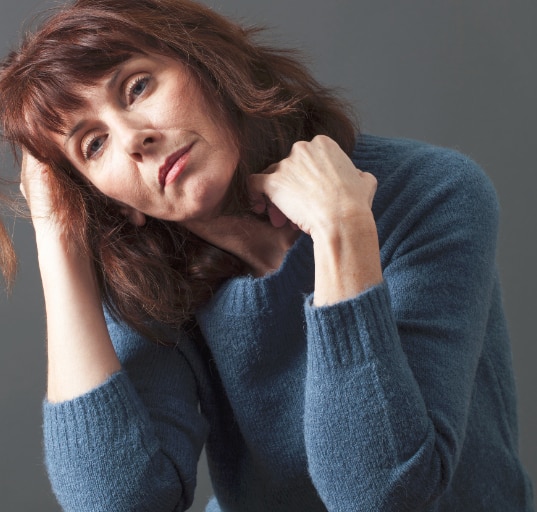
top-left (158, 143), bottom-right (194, 188)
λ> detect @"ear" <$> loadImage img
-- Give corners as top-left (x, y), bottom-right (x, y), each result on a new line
top-left (119, 205), bottom-right (146, 226)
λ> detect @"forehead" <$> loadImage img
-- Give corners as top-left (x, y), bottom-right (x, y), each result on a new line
top-left (70, 53), bottom-right (165, 100)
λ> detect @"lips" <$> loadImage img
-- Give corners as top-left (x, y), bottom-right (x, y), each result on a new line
top-left (158, 143), bottom-right (193, 187)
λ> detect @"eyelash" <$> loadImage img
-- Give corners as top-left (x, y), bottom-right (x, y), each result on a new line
top-left (81, 133), bottom-right (105, 160)
top-left (125, 74), bottom-right (151, 104)
top-left (80, 73), bottom-right (151, 160)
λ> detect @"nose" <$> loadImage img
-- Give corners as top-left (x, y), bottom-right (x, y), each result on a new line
top-left (124, 127), bottom-right (161, 163)
top-left (112, 112), bottom-right (161, 162)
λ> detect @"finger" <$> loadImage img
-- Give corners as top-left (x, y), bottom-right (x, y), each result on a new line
top-left (260, 162), bottom-right (278, 175)
top-left (21, 148), bottom-right (49, 175)
top-left (251, 195), bottom-right (267, 214)
top-left (248, 173), bottom-right (273, 210)
top-left (267, 203), bottom-right (288, 228)
top-left (247, 173), bottom-right (268, 196)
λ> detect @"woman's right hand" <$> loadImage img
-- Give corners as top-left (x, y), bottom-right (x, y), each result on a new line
top-left (20, 149), bottom-right (58, 233)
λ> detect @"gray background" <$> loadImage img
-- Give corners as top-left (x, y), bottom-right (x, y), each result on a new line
top-left (1, 0), bottom-right (535, 510)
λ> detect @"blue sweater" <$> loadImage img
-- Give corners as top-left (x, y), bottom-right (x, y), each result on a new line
top-left (43, 135), bottom-right (534, 511)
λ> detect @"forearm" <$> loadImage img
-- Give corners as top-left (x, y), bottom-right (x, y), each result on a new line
top-left (18, 151), bottom-right (120, 402)
top-left (36, 229), bottom-right (120, 402)
top-left (303, 153), bottom-right (500, 508)
top-left (311, 211), bottom-right (382, 306)
top-left (43, 316), bottom-right (207, 511)
top-left (304, 284), bottom-right (446, 511)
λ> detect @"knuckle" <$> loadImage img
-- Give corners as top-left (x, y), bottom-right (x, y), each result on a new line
top-left (363, 171), bottom-right (377, 185)
top-left (291, 140), bottom-right (309, 152)
top-left (312, 134), bottom-right (328, 143)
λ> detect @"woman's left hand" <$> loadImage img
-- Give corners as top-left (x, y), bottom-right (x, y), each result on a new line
top-left (249, 135), bottom-right (382, 304)
top-left (248, 135), bottom-right (377, 240)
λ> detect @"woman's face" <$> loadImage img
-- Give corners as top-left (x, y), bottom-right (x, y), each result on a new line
top-left (58, 53), bottom-right (240, 226)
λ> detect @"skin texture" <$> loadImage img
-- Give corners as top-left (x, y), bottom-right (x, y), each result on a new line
top-left (21, 54), bottom-right (382, 402)
top-left (21, 151), bottom-right (122, 402)
top-left (59, 54), bottom-right (240, 226)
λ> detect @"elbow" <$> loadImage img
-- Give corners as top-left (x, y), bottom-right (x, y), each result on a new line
top-left (376, 426), bottom-right (460, 511)
top-left (46, 451), bottom-right (190, 512)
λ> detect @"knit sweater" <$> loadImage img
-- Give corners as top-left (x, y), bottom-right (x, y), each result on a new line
top-left (43, 134), bottom-right (534, 511)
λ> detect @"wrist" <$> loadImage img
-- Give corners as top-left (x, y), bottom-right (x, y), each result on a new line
top-left (312, 212), bottom-right (382, 306)
top-left (310, 209), bottom-right (377, 248)
top-left (36, 228), bottom-right (94, 287)
top-left (33, 217), bottom-right (85, 254)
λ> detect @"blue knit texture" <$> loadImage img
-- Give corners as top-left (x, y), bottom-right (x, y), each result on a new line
top-left (43, 135), bottom-right (534, 511)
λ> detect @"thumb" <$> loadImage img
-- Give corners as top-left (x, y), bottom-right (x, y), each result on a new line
top-left (248, 173), bottom-right (289, 228)
top-left (266, 203), bottom-right (288, 228)
top-left (248, 173), bottom-right (270, 214)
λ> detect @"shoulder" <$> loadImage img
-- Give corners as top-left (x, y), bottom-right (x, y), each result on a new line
top-left (353, 133), bottom-right (499, 227)
top-left (353, 134), bottom-right (494, 190)
top-left (352, 135), bottom-right (500, 262)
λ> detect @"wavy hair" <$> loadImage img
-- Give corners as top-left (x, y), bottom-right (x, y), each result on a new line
top-left (0, 0), bottom-right (356, 340)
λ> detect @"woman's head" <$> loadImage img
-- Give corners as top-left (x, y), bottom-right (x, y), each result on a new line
top-left (0, 0), bottom-right (356, 336)
top-left (51, 51), bottom-right (241, 229)
top-left (2, 0), bottom-right (354, 210)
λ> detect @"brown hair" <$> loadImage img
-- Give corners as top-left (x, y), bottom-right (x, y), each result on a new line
top-left (0, 0), bottom-right (356, 340)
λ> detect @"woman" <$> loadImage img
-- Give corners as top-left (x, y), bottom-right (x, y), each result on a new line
top-left (0, 0), bottom-right (533, 510)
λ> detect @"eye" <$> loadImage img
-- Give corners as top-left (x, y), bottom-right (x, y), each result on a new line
top-left (82, 133), bottom-right (107, 160)
top-left (125, 74), bottom-right (151, 104)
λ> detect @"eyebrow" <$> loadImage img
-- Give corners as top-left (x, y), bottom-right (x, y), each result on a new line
top-left (66, 120), bottom-right (87, 145)
top-left (106, 65), bottom-right (124, 94)
top-left (64, 64), bottom-right (127, 145)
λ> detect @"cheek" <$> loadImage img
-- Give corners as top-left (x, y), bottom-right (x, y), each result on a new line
top-left (85, 173), bottom-right (121, 203)
top-left (87, 157), bottom-right (139, 205)
top-left (102, 180), bottom-right (146, 210)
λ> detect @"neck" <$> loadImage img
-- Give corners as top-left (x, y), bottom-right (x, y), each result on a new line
top-left (183, 215), bottom-right (300, 277)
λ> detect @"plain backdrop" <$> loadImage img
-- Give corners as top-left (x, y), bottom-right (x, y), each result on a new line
top-left (1, 1), bottom-right (535, 510)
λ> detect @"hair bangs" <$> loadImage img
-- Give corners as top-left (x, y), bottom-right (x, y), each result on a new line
top-left (3, 3), bottom-right (179, 160)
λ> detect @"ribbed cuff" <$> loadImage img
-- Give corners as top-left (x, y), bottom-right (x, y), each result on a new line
top-left (43, 371), bottom-right (156, 462)
top-left (304, 282), bottom-right (400, 370)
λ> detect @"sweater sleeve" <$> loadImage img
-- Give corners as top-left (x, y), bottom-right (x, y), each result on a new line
top-left (303, 149), bottom-right (500, 511)
top-left (43, 313), bottom-right (209, 512)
